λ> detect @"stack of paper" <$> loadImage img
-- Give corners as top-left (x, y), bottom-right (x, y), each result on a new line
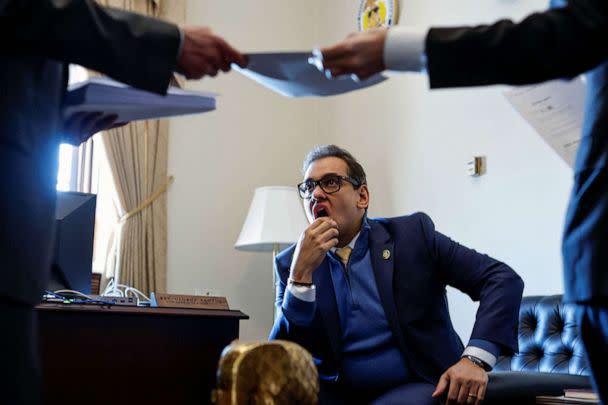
top-left (537, 388), bottom-right (599, 404)
top-left (63, 77), bottom-right (217, 122)
top-left (536, 396), bottom-right (598, 404)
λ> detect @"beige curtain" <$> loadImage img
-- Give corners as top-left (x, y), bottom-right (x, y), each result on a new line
top-left (99, 0), bottom-right (185, 295)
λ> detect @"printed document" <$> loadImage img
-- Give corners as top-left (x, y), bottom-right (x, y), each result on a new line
top-left (504, 77), bottom-right (586, 168)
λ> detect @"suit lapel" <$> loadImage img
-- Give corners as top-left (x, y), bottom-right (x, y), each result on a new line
top-left (313, 258), bottom-right (342, 358)
top-left (369, 220), bottom-right (407, 352)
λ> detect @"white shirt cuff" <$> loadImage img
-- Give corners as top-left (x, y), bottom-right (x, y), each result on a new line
top-left (383, 26), bottom-right (427, 72)
top-left (286, 282), bottom-right (316, 302)
top-left (462, 346), bottom-right (497, 368)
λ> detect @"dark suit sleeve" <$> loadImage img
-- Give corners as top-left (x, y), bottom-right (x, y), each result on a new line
top-left (270, 251), bottom-right (319, 346)
top-left (270, 250), bottom-right (295, 340)
top-left (425, 0), bottom-right (608, 88)
top-left (0, 0), bottom-right (181, 94)
top-left (419, 213), bottom-right (524, 354)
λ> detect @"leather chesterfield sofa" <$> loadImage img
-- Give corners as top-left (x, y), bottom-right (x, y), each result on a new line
top-left (484, 295), bottom-right (593, 403)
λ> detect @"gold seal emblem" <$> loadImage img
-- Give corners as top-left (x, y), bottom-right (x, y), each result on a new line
top-left (358, 0), bottom-right (399, 32)
top-left (382, 249), bottom-right (391, 260)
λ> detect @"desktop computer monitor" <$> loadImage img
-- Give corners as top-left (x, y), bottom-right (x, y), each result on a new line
top-left (48, 191), bottom-right (97, 294)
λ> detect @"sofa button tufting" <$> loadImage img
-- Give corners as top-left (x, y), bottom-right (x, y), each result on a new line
top-left (498, 295), bottom-right (590, 378)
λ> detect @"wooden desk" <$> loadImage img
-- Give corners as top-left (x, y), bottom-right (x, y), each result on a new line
top-left (36, 303), bottom-right (248, 405)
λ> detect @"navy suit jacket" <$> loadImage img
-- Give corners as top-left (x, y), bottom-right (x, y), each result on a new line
top-left (424, 0), bottom-right (608, 302)
top-left (0, 0), bottom-right (180, 305)
top-left (270, 213), bottom-right (524, 384)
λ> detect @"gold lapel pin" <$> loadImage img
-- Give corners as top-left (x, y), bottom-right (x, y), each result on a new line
top-left (382, 249), bottom-right (391, 260)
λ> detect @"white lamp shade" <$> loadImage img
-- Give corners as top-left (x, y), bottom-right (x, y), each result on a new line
top-left (235, 186), bottom-right (309, 252)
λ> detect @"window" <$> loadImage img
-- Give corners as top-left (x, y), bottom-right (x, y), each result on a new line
top-left (57, 65), bottom-right (118, 277)
top-left (56, 143), bottom-right (78, 192)
top-left (56, 65), bottom-right (88, 192)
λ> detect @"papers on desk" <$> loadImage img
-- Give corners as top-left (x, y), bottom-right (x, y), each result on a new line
top-left (536, 388), bottom-right (599, 404)
top-left (64, 77), bottom-right (216, 122)
top-left (504, 77), bottom-right (586, 168)
top-left (564, 389), bottom-right (600, 401)
top-left (537, 396), bottom-right (599, 404)
top-left (233, 52), bottom-right (387, 97)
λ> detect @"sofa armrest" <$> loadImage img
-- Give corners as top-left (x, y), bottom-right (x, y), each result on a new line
top-left (486, 371), bottom-right (592, 400)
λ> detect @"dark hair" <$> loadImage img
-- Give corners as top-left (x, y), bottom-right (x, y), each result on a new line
top-left (302, 145), bottom-right (367, 186)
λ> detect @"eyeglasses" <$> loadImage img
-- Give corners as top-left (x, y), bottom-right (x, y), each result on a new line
top-left (297, 175), bottom-right (362, 199)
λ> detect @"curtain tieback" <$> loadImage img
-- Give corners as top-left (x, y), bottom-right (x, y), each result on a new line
top-left (119, 176), bottom-right (174, 223)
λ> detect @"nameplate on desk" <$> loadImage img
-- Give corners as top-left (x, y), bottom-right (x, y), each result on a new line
top-left (153, 293), bottom-right (229, 310)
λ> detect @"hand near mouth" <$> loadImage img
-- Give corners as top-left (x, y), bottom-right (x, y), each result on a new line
top-left (289, 217), bottom-right (339, 284)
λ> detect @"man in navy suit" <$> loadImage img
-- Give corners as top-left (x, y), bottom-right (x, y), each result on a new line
top-left (0, 1), bottom-right (246, 403)
top-left (317, 1), bottom-right (607, 402)
top-left (270, 145), bottom-right (524, 405)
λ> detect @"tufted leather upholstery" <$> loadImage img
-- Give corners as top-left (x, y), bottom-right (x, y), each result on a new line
top-left (494, 295), bottom-right (589, 376)
top-left (485, 295), bottom-right (593, 403)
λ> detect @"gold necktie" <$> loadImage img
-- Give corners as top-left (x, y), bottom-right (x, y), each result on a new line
top-left (335, 246), bottom-right (352, 269)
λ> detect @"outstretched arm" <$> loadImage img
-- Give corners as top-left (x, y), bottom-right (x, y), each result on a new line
top-left (1, 0), bottom-right (247, 94)
top-left (418, 213), bottom-right (524, 404)
top-left (318, 0), bottom-right (607, 87)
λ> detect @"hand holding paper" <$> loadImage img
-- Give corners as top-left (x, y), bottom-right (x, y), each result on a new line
top-left (318, 28), bottom-right (388, 80)
top-left (177, 26), bottom-right (248, 79)
top-left (61, 112), bottom-right (125, 146)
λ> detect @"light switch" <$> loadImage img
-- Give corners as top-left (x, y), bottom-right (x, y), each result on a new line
top-left (467, 156), bottom-right (485, 177)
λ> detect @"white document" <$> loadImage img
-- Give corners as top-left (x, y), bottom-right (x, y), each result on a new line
top-left (64, 77), bottom-right (216, 122)
top-left (233, 52), bottom-right (387, 97)
top-left (504, 77), bottom-right (586, 168)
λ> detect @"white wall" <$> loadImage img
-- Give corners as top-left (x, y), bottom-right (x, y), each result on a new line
top-left (316, 0), bottom-right (573, 340)
top-left (167, 1), bottom-right (321, 340)
top-left (168, 0), bottom-right (575, 343)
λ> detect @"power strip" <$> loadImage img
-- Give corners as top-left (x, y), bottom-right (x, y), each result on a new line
top-left (94, 296), bottom-right (138, 306)
top-left (42, 294), bottom-right (139, 306)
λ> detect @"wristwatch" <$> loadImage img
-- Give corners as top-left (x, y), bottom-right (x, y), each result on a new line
top-left (462, 355), bottom-right (491, 372)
